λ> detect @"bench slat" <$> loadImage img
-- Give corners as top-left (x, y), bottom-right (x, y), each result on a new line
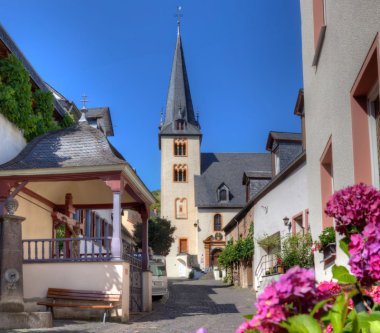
top-left (37, 302), bottom-right (114, 309)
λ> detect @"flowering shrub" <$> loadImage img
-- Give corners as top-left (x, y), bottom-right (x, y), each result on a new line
top-left (325, 183), bottom-right (380, 236)
top-left (233, 184), bottom-right (380, 333)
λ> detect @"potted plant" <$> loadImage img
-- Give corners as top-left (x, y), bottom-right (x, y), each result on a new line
top-left (276, 256), bottom-right (284, 273)
top-left (317, 227), bottom-right (336, 259)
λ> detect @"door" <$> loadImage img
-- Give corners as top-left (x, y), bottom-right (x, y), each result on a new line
top-left (179, 239), bottom-right (188, 254)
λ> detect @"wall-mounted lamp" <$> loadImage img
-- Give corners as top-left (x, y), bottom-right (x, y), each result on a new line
top-left (194, 222), bottom-right (198, 227)
top-left (283, 216), bottom-right (290, 226)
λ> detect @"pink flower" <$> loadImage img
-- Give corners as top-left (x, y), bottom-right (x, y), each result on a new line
top-left (239, 267), bottom-right (319, 333)
top-left (348, 222), bottom-right (380, 285)
top-left (325, 184), bottom-right (380, 236)
top-left (325, 323), bottom-right (333, 333)
top-left (366, 286), bottom-right (380, 303)
top-left (317, 281), bottom-right (342, 299)
top-left (194, 329), bottom-right (208, 333)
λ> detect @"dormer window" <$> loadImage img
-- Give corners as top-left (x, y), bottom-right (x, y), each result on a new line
top-left (174, 139), bottom-right (187, 156)
top-left (175, 119), bottom-right (186, 130)
top-left (217, 184), bottom-right (229, 202)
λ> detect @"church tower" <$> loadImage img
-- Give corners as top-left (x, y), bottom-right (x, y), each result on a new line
top-left (159, 23), bottom-right (202, 278)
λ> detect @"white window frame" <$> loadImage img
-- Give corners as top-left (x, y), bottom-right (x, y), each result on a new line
top-left (368, 82), bottom-right (380, 189)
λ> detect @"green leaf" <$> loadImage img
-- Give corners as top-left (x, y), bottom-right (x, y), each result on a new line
top-left (369, 320), bottom-right (380, 331)
top-left (280, 315), bottom-right (322, 333)
top-left (339, 238), bottom-right (350, 257)
top-left (329, 294), bottom-right (347, 333)
top-left (310, 298), bottom-right (331, 317)
top-left (357, 312), bottom-right (380, 330)
top-left (332, 265), bottom-right (357, 284)
top-left (243, 314), bottom-right (253, 320)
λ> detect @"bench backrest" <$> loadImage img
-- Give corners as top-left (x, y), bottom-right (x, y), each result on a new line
top-left (46, 288), bottom-right (121, 302)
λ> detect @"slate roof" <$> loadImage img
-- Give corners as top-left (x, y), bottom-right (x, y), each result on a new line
top-left (224, 152), bottom-right (306, 233)
top-left (0, 122), bottom-right (126, 171)
top-left (0, 24), bottom-right (66, 118)
top-left (266, 132), bottom-right (302, 151)
top-left (194, 153), bottom-right (271, 208)
top-left (160, 30), bottom-right (200, 137)
top-left (242, 171), bottom-right (272, 185)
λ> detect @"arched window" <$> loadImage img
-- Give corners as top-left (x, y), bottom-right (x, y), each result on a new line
top-left (214, 214), bottom-right (222, 231)
top-left (175, 198), bottom-right (188, 219)
top-left (174, 139), bottom-right (187, 156)
top-left (173, 164), bottom-right (188, 182)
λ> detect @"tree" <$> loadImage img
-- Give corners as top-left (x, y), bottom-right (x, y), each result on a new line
top-left (134, 216), bottom-right (176, 256)
top-left (150, 190), bottom-right (161, 216)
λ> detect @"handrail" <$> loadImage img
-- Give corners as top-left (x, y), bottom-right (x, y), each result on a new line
top-left (255, 252), bottom-right (281, 287)
top-left (22, 237), bottom-right (112, 263)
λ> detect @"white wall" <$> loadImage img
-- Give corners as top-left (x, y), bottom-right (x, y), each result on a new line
top-left (300, 0), bottom-right (380, 280)
top-left (197, 208), bottom-right (240, 270)
top-left (253, 162), bottom-right (308, 284)
top-left (0, 114), bottom-right (26, 164)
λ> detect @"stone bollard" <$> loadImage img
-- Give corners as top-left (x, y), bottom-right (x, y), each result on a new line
top-left (0, 198), bottom-right (25, 312)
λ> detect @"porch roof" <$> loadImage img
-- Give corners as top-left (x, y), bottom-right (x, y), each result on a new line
top-left (0, 122), bottom-right (155, 206)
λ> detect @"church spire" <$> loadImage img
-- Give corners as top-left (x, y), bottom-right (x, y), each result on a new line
top-left (160, 15), bottom-right (201, 136)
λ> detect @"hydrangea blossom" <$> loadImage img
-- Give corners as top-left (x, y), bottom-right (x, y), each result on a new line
top-left (325, 183), bottom-right (380, 236)
top-left (235, 267), bottom-right (318, 333)
top-left (348, 222), bottom-right (380, 285)
top-left (317, 281), bottom-right (342, 299)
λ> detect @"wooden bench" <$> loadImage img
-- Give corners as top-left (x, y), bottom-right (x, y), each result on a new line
top-left (37, 288), bottom-right (121, 323)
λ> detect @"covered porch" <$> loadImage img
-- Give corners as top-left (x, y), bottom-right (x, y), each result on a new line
top-left (0, 122), bottom-right (155, 320)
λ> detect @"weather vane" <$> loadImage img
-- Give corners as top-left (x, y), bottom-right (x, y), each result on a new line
top-left (175, 6), bottom-right (183, 34)
top-left (80, 94), bottom-right (88, 110)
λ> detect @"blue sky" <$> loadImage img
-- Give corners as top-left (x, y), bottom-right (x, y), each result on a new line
top-left (0, 0), bottom-right (303, 191)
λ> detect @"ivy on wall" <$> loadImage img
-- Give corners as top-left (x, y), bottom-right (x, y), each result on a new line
top-left (0, 54), bottom-right (74, 141)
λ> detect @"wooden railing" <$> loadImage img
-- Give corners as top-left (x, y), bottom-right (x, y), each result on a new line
top-left (22, 237), bottom-right (112, 263)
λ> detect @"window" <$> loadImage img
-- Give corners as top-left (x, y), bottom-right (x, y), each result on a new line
top-left (175, 119), bottom-right (186, 130)
top-left (351, 36), bottom-right (379, 186)
top-left (173, 164), bottom-right (187, 182)
top-left (312, 0), bottom-right (326, 66)
top-left (214, 214), bottom-right (222, 231)
top-left (292, 213), bottom-right (304, 236)
top-left (174, 139), bottom-right (187, 156)
top-left (179, 238), bottom-right (188, 254)
top-left (217, 184), bottom-right (229, 202)
top-left (368, 84), bottom-right (380, 187)
top-left (175, 198), bottom-right (188, 219)
top-left (320, 137), bottom-right (333, 228)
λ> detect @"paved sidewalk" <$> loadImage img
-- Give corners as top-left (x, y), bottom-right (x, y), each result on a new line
top-left (4, 279), bottom-right (256, 333)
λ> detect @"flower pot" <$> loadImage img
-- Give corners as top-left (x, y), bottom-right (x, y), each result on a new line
top-left (323, 243), bottom-right (336, 259)
top-left (277, 266), bottom-right (284, 274)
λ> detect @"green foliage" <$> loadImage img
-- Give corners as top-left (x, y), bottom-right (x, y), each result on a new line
top-left (133, 216), bottom-right (176, 256)
top-left (280, 314), bottom-right (322, 333)
top-left (150, 190), bottom-right (161, 215)
top-left (59, 112), bottom-right (75, 128)
top-left (218, 239), bottom-right (238, 269)
top-left (0, 54), bottom-right (72, 141)
top-left (332, 265), bottom-right (357, 284)
top-left (256, 232), bottom-right (280, 252)
top-left (235, 236), bottom-right (254, 265)
top-left (318, 227), bottom-right (336, 248)
top-left (279, 232), bottom-right (314, 270)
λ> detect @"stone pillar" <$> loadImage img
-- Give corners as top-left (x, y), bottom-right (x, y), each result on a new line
top-left (121, 262), bottom-right (130, 322)
top-left (142, 270), bottom-right (152, 312)
top-left (0, 206), bottom-right (25, 312)
top-left (141, 217), bottom-right (149, 270)
top-left (112, 191), bottom-right (122, 260)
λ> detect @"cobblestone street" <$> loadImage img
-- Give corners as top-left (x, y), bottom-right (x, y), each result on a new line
top-left (5, 279), bottom-right (255, 333)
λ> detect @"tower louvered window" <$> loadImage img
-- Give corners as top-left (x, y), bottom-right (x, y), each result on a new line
top-left (174, 139), bottom-right (187, 156)
top-left (174, 164), bottom-right (187, 182)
